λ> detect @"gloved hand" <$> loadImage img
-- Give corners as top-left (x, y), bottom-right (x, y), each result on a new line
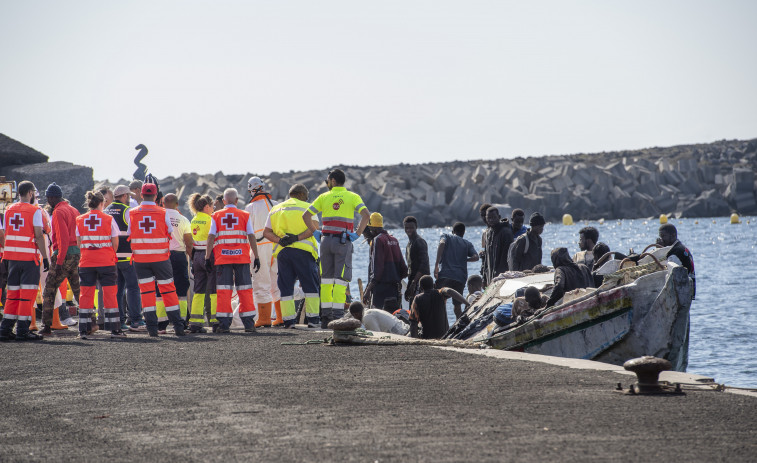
top-left (278, 233), bottom-right (298, 247)
top-left (42, 258), bottom-right (50, 272)
top-left (348, 232), bottom-right (359, 242)
top-left (313, 230), bottom-right (322, 243)
top-left (205, 259), bottom-right (213, 273)
top-left (253, 258), bottom-right (260, 273)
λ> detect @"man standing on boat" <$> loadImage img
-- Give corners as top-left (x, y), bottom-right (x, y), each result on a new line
top-left (508, 212), bottom-right (545, 272)
top-left (658, 224), bottom-right (695, 299)
top-left (573, 226), bottom-right (598, 269)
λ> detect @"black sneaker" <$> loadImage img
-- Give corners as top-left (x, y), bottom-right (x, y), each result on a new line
top-left (15, 332), bottom-right (44, 341)
top-left (110, 330), bottom-right (127, 338)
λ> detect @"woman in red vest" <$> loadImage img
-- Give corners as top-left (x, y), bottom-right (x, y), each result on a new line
top-left (75, 190), bottom-right (123, 339)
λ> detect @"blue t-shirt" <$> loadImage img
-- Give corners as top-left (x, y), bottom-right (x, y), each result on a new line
top-left (513, 224), bottom-right (528, 238)
top-left (437, 233), bottom-right (477, 284)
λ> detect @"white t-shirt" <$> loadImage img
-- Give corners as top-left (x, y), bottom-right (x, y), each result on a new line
top-left (362, 309), bottom-right (409, 335)
top-left (165, 208), bottom-right (191, 252)
top-left (129, 197), bottom-right (139, 208)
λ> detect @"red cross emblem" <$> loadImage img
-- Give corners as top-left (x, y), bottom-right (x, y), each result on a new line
top-left (221, 213), bottom-right (238, 229)
top-left (139, 216), bottom-right (156, 234)
top-left (9, 213), bottom-right (24, 231)
top-left (83, 214), bottom-right (102, 231)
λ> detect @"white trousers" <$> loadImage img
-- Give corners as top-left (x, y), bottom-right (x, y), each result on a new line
top-left (250, 241), bottom-right (280, 304)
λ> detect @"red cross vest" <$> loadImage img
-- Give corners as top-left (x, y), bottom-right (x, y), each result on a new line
top-left (76, 210), bottom-right (116, 268)
top-left (211, 207), bottom-right (251, 265)
top-left (129, 204), bottom-right (170, 263)
top-left (3, 202), bottom-right (39, 262)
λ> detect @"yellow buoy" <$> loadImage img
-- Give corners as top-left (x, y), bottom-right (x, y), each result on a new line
top-left (562, 214), bottom-right (573, 225)
top-left (730, 213), bottom-right (741, 224)
top-left (659, 214), bottom-right (668, 224)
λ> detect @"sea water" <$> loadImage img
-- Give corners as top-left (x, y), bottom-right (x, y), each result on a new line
top-left (349, 217), bottom-right (757, 388)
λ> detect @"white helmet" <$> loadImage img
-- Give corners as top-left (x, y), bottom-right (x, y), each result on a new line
top-left (247, 176), bottom-right (265, 193)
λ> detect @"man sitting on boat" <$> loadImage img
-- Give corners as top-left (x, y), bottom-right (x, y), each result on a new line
top-left (512, 286), bottom-right (549, 319)
top-left (545, 248), bottom-right (595, 308)
top-left (658, 224), bottom-right (695, 299)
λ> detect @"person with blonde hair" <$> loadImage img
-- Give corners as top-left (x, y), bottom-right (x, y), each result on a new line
top-left (75, 190), bottom-right (123, 338)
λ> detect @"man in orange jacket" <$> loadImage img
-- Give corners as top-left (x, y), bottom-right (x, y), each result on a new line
top-left (205, 188), bottom-right (260, 333)
top-left (128, 183), bottom-right (185, 337)
top-left (0, 181), bottom-right (49, 341)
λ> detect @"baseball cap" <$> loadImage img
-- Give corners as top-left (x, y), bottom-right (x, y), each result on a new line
top-left (113, 185), bottom-right (130, 197)
top-left (142, 183), bottom-right (158, 195)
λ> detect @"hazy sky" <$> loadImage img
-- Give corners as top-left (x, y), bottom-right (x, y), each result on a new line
top-left (2, 1), bottom-right (756, 181)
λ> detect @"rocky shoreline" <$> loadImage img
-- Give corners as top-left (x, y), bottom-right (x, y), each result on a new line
top-left (110, 138), bottom-right (757, 228)
top-left (2, 133), bottom-right (756, 227)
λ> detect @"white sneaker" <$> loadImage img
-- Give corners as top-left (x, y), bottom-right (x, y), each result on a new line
top-left (62, 317), bottom-right (78, 326)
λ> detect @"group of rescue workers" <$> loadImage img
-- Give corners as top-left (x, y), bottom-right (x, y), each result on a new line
top-left (0, 167), bottom-right (695, 342)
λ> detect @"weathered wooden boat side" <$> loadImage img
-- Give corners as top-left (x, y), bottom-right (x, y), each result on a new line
top-left (481, 264), bottom-right (692, 371)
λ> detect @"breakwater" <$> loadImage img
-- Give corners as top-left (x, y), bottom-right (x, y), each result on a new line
top-left (113, 138), bottom-right (757, 227)
top-left (2, 133), bottom-right (755, 225)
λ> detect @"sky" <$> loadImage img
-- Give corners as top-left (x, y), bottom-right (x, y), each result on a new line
top-left (1, 1), bottom-right (756, 181)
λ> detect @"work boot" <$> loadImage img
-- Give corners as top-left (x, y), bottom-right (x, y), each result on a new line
top-left (241, 316), bottom-right (256, 333)
top-left (174, 323), bottom-right (186, 336)
top-left (16, 331), bottom-right (44, 341)
top-left (271, 301), bottom-right (284, 327)
top-left (158, 320), bottom-right (170, 331)
top-left (0, 332), bottom-right (15, 342)
top-left (320, 316), bottom-right (332, 329)
top-left (189, 325), bottom-right (207, 334)
top-left (38, 325), bottom-right (53, 335)
top-left (254, 302), bottom-right (272, 328)
top-left (51, 307), bottom-right (68, 330)
top-left (211, 323), bottom-right (220, 333)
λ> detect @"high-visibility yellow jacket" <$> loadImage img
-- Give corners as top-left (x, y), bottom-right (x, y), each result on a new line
top-left (270, 198), bottom-right (319, 261)
top-left (307, 186), bottom-right (366, 236)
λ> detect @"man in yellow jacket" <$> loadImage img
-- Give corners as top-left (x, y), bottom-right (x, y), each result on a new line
top-left (264, 184), bottom-right (320, 328)
top-left (303, 169), bottom-right (369, 326)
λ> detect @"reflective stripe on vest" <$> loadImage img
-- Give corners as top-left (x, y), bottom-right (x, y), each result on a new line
top-left (129, 205), bottom-right (170, 263)
top-left (269, 198), bottom-right (319, 261)
top-left (105, 201), bottom-right (132, 260)
top-left (3, 202), bottom-right (39, 261)
top-left (191, 212), bottom-right (211, 250)
top-left (76, 210), bottom-right (117, 267)
top-left (308, 186), bottom-right (366, 233)
top-left (211, 207), bottom-right (251, 265)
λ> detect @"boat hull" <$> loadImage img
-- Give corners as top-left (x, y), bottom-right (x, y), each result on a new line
top-left (484, 266), bottom-right (692, 371)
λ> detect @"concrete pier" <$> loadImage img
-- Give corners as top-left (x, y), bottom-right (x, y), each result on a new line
top-left (1, 329), bottom-right (755, 462)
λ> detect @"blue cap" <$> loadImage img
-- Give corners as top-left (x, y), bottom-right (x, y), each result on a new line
top-left (45, 182), bottom-right (63, 198)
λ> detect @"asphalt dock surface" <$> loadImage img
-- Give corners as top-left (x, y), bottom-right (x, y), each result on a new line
top-left (1, 328), bottom-right (755, 462)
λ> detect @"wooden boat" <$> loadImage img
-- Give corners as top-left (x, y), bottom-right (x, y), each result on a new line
top-left (446, 245), bottom-right (693, 371)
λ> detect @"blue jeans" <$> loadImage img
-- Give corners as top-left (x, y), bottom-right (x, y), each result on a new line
top-left (116, 260), bottom-right (142, 325)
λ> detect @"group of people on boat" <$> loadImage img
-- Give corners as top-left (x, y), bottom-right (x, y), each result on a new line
top-left (0, 169), bottom-right (694, 342)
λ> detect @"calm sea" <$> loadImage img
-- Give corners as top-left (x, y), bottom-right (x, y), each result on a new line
top-left (350, 217), bottom-right (757, 388)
